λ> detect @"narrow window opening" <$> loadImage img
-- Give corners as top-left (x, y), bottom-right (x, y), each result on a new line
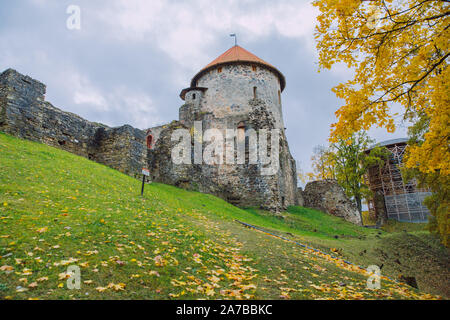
top-left (252, 65), bottom-right (257, 72)
top-left (278, 90), bottom-right (281, 105)
top-left (218, 67), bottom-right (222, 73)
top-left (237, 121), bottom-right (246, 142)
top-left (253, 87), bottom-right (257, 99)
top-left (146, 134), bottom-right (154, 149)
top-left (192, 93), bottom-right (196, 100)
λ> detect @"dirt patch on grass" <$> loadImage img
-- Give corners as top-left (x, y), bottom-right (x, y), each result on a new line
top-left (374, 232), bottom-right (450, 298)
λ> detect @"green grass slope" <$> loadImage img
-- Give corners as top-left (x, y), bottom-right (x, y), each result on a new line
top-left (242, 207), bottom-right (449, 298)
top-left (0, 133), bottom-right (444, 300)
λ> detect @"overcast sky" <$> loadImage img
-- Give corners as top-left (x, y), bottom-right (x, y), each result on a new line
top-left (0, 0), bottom-right (408, 176)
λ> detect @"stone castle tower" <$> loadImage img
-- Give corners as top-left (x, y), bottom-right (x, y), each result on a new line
top-left (148, 45), bottom-right (298, 211)
top-left (179, 45), bottom-right (286, 129)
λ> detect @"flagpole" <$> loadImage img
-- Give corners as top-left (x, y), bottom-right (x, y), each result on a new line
top-left (230, 33), bottom-right (237, 46)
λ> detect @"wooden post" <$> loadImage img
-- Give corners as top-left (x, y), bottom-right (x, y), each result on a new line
top-left (141, 168), bottom-right (150, 196)
top-left (141, 174), bottom-right (145, 196)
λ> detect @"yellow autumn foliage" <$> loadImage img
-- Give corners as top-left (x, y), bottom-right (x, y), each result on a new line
top-left (314, 0), bottom-right (449, 175)
top-left (314, 0), bottom-right (449, 245)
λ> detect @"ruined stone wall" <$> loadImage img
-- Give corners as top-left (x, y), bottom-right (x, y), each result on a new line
top-left (90, 125), bottom-right (147, 177)
top-left (147, 122), bottom-right (280, 210)
top-left (0, 69), bottom-right (98, 158)
top-left (297, 188), bottom-right (305, 207)
top-left (302, 180), bottom-right (362, 225)
top-left (149, 98), bottom-right (298, 212)
top-left (0, 69), bottom-right (147, 177)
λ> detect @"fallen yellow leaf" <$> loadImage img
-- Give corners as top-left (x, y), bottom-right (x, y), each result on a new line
top-left (36, 227), bottom-right (48, 233)
top-left (0, 265), bottom-right (13, 272)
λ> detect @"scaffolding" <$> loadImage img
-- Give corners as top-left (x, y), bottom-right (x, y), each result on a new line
top-left (365, 139), bottom-right (431, 222)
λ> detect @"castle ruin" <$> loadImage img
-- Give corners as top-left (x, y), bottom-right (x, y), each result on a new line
top-left (0, 45), bottom-right (298, 212)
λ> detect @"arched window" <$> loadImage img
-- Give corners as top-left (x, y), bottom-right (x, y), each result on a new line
top-left (192, 93), bottom-right (196, 100)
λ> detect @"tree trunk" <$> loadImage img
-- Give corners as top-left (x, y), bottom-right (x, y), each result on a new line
top-left (374, 191), bottom-right (388, 227)
top-left (356, 195), bottom-right (363, 225)
top-left (356, 196), bottom-right (362, 213)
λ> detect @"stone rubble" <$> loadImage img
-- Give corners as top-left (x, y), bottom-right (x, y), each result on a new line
top-left (300, 179), bottom-right (363, 225)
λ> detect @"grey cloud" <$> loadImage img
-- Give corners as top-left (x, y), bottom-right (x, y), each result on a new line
top-left (0, 0), bottom-right (407, 175)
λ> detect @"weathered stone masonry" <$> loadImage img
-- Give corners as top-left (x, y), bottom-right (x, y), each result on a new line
top-left (147, 46), bottom-right (298, 211)
top-left (0, 68), bottom-right (147, 177)
top-left (300, 180), bottom-right (362, 225)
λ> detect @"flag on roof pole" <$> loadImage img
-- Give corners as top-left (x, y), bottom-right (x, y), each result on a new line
top-left (230, 34), bottom-right (237, 46)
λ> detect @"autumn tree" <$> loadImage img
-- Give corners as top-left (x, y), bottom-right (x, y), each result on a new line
top-left (308, 145), bottom-right (336, 180)
top-left (331, 131), bottom-right (387, 214)
top-left (403, 112), bottom-right (450, 245)
top-left (308, 133), bottom-right (386, 217)
top-left (296, 161), bottom-right (309, 185)
top-left (314, 0), bottom-right (449, 244)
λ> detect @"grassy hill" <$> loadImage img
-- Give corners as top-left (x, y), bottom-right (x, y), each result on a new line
top-left (0, 132), bottom-right (446, 300)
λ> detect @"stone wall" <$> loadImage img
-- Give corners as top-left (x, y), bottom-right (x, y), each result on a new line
top-left (148, 98), bottom-right (298, 212)
top-left (302, 179), bottom-right (362, 225)
top-left (90, 125), bottom-right (147, 177)
top-left (147, 121), bottom-right (284, 211)
top-left (296, 187), bottom-right (304, 207)
top-left (0, 69), bottom-right (147, 177)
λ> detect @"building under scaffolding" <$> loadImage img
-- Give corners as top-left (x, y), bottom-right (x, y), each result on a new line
top-left (365, 138), bottom-right (431, 223)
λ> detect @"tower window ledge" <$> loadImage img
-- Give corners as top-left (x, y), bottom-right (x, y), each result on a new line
top-left (179, 87), bottom-right (208, 101)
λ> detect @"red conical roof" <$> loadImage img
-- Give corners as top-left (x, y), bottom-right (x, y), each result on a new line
top-left (190, 45), bottom-right (286, 91)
